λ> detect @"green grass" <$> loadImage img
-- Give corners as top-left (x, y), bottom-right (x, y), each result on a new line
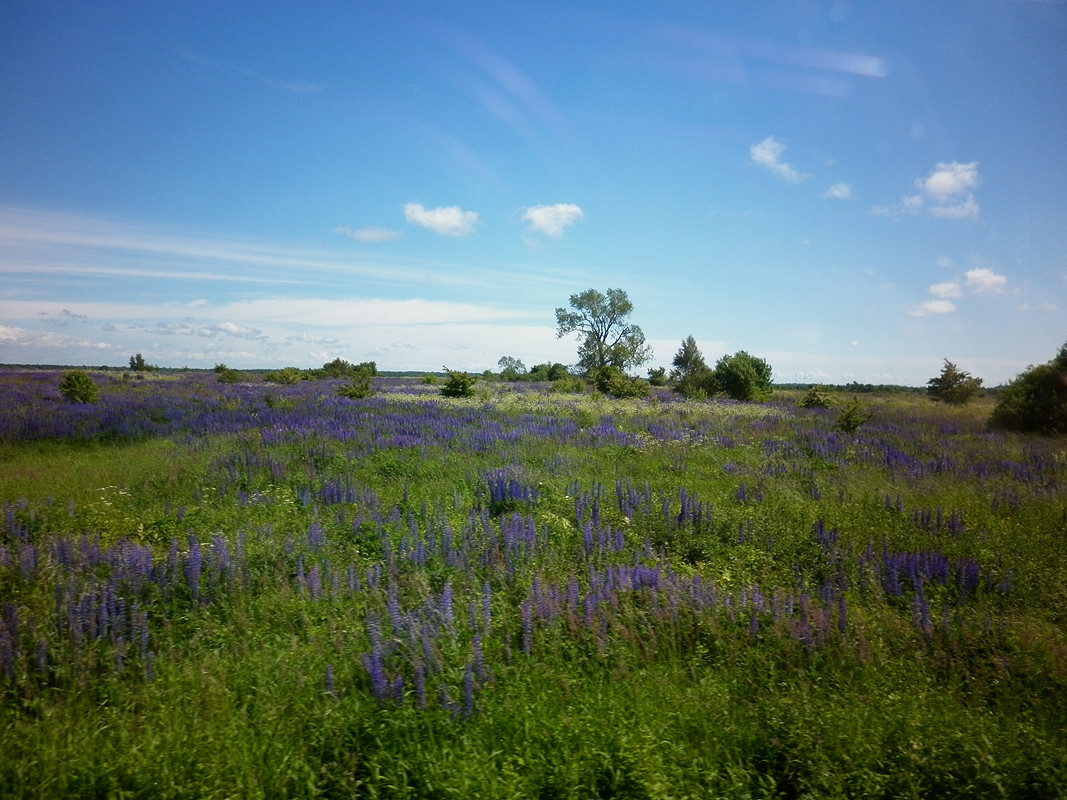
top-left (1, 380), bottom-right (1065, 798)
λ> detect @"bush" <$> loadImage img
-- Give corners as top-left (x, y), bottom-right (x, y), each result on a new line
top-left (927, 360), bottom-right (983, 405)
top-left (440, 368), bottom-right (476, 398)
top-left (833, 396), bottom-right (874, 434)
top-left (989, 342), bottom-right (1067, 434)
top-left (591, 366), bottom-right (649, 399)
top-left (713, 351), bottom-right (773, 401)
top-left (214, 364), bottom-right (241, 384)
top-left (799, 385), bottom-right (836, 409)
top-left (550, 376), bottom-right (586, 394)
top-left (59, 370), bottom-right (99, 404)
top-left (264, 367), bottom-right (306, 385)
top-left (337, 365), bottom-right (375, 400)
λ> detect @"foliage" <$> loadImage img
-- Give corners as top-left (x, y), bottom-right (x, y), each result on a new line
top-left (497, 356), bottom-right (526, 381)
top-left (833, 396), bottom-right (874, 434)
top-left (590, 365), bottom-right (650, 398)
top-left (670, 335), bottom-right (717, 399)
top-left (337, 364), bottom-right (375, 399)
top-left (926, 359), bottom-right (983, 405)
top-left (555, 288), bottom-right (651, 375)
top-left (58, 370), bottom-right (99, 404)
top-left (213, 363), bottom-right (241, 384)
top-left (799, 384), bottom-right (836, 409)
top-left (647, 366), bottom-right (667, 386)
top-left (264, 366), bottom-right (306, 385)
top-left (989, 341), bottom-right (1067, 434)
top-left (440, 367), bottom-right (477, 397)
top-left (128, 353), bottom-right (155, 371)
top-left (421, 373), bottom-right (440, 385)
top-left (527, 362), bottom-right (570, 382)
top-left (549, 375), bottom-right (586, 394)
top-left (713, 350), bottom-right (773, 401)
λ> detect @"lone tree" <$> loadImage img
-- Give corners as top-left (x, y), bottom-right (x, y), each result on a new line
top-left (713, 351), bottom-right (773, 401)
top-left (59, 370), bottom-right (99, 404)
top-left (555, 288), bottom-right (651, 376)
top-left (927, 360), bottom-right (983, 405)
top-left (988, 341), bottom-right (1067, 434)
top-left (670, 335), bottom-right (714, 399)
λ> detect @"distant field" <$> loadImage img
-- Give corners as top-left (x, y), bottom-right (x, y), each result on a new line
top-left (1, 368), bottom-right (1064, 798)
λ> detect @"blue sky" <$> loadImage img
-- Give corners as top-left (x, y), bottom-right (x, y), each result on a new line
top-left (2, 1), bottom-right (1065, 385)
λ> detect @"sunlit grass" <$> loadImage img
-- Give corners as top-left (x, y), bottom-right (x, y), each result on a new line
top-left (1, 372), bottom-right (1065, 797)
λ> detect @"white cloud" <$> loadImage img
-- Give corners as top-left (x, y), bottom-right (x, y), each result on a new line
top-left (928, 195), bottom-right (979, 219)
top-left (403, 203), bottom-right (480, 237)
top-left (874, 162), bottom-right (981, 220)
top-left (928, 282), bottom-right (962, 299)
top-left (822, 183), bottom-right (851, 199)
top-left (522, 204), bottom-right (584, 237)
top-left (908, 299), bottom-right (957, 317)
top-left (333, 225), bottom-right (402, 243)
top-left (964, 267), bottom-right (1007, 294)
top-left (749, 136), bottom-right (808, 183)
top-left (920, 161), bottom-right (979, 201)
top-left (916, 161), bottom-right (980, 219)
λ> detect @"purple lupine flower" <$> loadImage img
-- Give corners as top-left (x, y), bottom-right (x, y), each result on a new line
top-left (387, 583), bottom-right (403, 634)
top-left (481, 581), bottom-right (492, 631)
top-left (439, 583), bottom-right (454, 631)
top-left (414, 662), bottom-right (426, 709)
top-left (307, 565), bottom-right (322, 600)
top-left (520, 600), bottom-right (533, 655)
top-left (462, 663), bottom-right (475, 719)
top-left (185, 535), bottom-right (202, 604)
top-left (145, 651), bottom-right (155, 682)
top-left (325, 664), bottom-right (336, 697)
top-left (361, 650), bottom-right (387, 701)
top-left (472, 634), bottom-right (485, 682)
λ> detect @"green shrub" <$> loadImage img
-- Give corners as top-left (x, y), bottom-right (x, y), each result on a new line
top-left (799, 385), bottom-right (836, 409)
top-left (58, 370), bottom-right (99, 404)
top-left (214, 364), bottom-right (241, 384)
top-left (713, 351), bottom-right (773, 401)
top-left (264, 367), bottom-right (306, 385)
top-left (550, 376), bottom-right (586, 394)
top-left (989, 341), bottom-right (1067, 434)
top-left (421, 373), bottom-right (440, 385)
top-left (337, 366), bottom-right (374, 400)
top-left (591, 366), bottom-right (649, 398)
top-left (926, 360), bottom-right (983, 405)
top-left (440, 367), bottom-right (476, 398)
top-left (833, 396), bottom-right (874, 434)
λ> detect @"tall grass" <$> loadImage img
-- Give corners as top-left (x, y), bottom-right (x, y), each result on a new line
top-left (1, 371), bottom-right (1065, 797)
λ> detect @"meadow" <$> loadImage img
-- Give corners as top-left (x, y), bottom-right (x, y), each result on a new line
top-left (1, 367), bottom-right (1065, 799)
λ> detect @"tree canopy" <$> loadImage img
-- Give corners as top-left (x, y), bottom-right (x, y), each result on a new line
top-left (988, 341), bottom-right (1067, 434)
top-left (926, 360), bottom-right (983, 405)
top-left (555, 288), bottom-right (651, 376)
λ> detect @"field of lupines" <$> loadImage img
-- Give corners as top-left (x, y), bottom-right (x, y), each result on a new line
top-left (1, 367), bottom-right (1066, 798)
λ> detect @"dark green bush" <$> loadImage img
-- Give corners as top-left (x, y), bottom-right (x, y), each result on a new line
top-left (440, 368), bottom-right (476, 398)
top-left (989, 342), bottom-right (1067, 434)
top-left (799, 385), bottom-right (836, 409)
top-left (591, 366), bottom-right (649, 398)
top-left (59, 370), bottom-right (99, 404)
top-left (834, 396), bottom-right (874, 434)
top-left (714, 351), bottom-right (773, 401)
top-left (927, 360), bottom-right (983, 405)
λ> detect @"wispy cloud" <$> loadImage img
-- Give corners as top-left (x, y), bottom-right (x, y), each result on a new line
top-left (403, 203), bottom-right (480, 237)
top-left (0, 205), bottom-right (480, 289)
top-left (822, 183), bottom-right (851, 199)
top-left (522, 204), bottom-right (584, 237)
top-left (749, 136), bottom-right (808, 183)
top-left (333, 225), bottom-right (403, 243)
top-left (908, 299), bottom-right (957, 317)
